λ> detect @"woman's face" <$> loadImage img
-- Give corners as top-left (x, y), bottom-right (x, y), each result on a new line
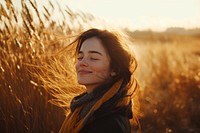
top-left (75, 37), bottom-right (111, 92)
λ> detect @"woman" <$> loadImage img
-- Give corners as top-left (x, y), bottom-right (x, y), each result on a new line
top-left (57, 28), bottom-right (140, 133)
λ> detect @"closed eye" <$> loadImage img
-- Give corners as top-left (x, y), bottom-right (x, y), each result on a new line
top-left (77, 57), bottom-right (83, 60)
top-left (90, 58), bottom-right (99, 60)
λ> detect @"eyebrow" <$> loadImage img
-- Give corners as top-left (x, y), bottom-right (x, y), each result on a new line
top-left (78, 50), bottom-right (103, 56)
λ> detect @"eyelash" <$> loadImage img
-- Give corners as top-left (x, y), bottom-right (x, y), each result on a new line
top-left (77, 57), bottom-right (82, 60)
top-left (90, 58), bottom-right (99, 60)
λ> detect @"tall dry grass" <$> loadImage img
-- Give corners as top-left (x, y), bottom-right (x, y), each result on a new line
top-left (129, 31), bottom-right (200, 133)
top-left (0, 0), bottom-right (93, 132)
top-left (1, 0), bottom-right (200, 133)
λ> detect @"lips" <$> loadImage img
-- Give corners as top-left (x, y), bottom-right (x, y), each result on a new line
top-left (78, 70), bottom-right (92, 75)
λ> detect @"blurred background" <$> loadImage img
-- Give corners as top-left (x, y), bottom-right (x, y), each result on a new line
top-left (0, 0), bottom-right (200, 132)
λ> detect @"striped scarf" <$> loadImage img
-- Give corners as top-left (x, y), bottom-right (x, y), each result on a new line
top-left (59, 79), bottom-right (135, 133)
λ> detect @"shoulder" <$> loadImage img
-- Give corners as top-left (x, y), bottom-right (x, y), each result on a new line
top-left (80, 113), bottom-right (131, 133)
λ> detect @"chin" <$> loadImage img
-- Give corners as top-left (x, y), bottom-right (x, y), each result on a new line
top-left (78, 80), bottom-right (98, 86)
top-left (78, 80), bottom-right (91, 85)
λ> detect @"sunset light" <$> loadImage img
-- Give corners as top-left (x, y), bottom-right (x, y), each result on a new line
top-left (64, 0), bottom-right (200, 31)
top-left (1, 0), bottom-right (200, 132)
top-left (2, 0), bottom-right (200, 31)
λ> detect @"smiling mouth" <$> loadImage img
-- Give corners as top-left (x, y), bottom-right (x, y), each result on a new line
top-left (78, 71), bottom-right (92, 75)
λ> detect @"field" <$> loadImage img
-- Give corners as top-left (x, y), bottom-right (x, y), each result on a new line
top-left (131, 34), bottom-right (200, 133)
top-left (1, 0), bottom-right (200, 133)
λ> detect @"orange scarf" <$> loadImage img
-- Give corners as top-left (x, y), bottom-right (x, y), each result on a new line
top-left (59, 79), bottom-right (134, 133)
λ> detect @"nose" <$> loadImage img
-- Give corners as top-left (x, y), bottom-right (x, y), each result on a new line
top-left (79, 58), bottom-right (88, 67)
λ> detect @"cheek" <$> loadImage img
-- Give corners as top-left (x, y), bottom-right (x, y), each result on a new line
top-left (75, 62), bottom-right (79, 72)
top-left (94, 63), bottom-right (110, 75)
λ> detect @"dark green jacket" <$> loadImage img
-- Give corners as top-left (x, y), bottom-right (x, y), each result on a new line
top-left (80, 106), bottom-right (132, 133)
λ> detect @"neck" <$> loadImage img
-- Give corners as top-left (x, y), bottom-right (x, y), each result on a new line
top-left (85, 85), bottom-right (98, 93)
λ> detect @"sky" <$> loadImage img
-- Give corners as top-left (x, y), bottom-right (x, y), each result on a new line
top-left (64, 0), bottom-right (200, 31)
top-left (1, 0), bottom-right (200, 31)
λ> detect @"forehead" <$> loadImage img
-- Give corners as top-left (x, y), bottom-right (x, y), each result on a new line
top-left (80, 37), bottom-right (107, 54)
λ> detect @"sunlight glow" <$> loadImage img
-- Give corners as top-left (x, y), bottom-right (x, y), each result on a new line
top-left (65, 0), bottom-right (200, 31)
top-left (3, 0), bottom-right (200, 31)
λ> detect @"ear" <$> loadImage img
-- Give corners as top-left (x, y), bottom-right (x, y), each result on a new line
top-left (110, 71), bottom-right (116, 76)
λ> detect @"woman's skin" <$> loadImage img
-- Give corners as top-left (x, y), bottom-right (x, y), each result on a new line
top-left (75, 37), bottom-right (114, 93)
